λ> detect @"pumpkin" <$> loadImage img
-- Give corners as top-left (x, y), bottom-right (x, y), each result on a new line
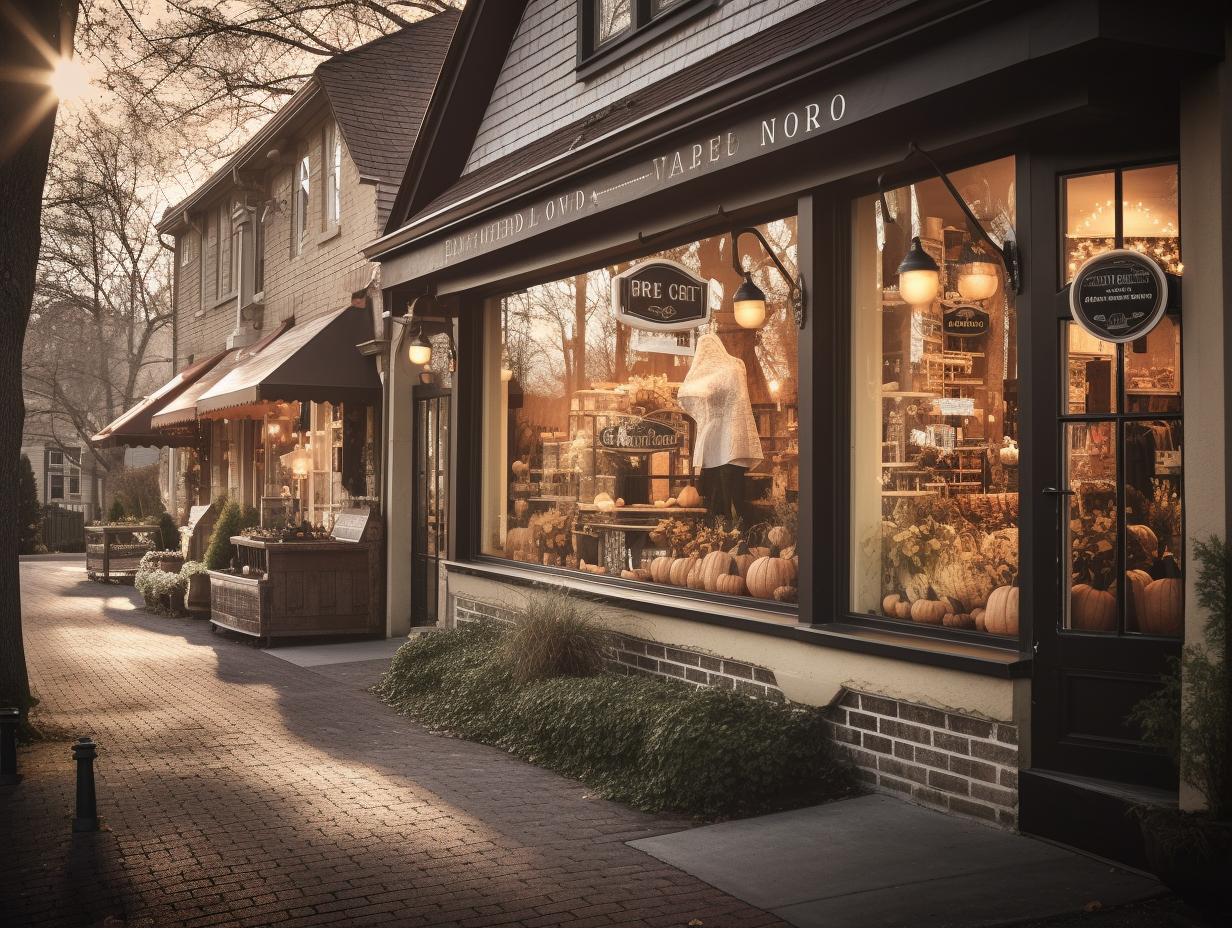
top-left (1071, 584), bottom-right (1115, 631)
top-left (1124, 569), bottom-right (1152, 632)
top-left (676, 485), bottom-right (701, 508)
top-left (767, 526), bottom-right (794, 548)
top-left (971, 607), bottom-right (987, 632)
top-left (1126, 524), bottom-right (1159, 568)
top-left (650, 555), bottom-right (675, 584)
top-left (1141, 577), bottom-right (1183, 636)
top-left (780, 544), bottom-right (796, 560)
top-left (746, 547), bottom-right (798, 599)
top-left (747, 546), bottom-right (771, 560)
top-left (773, 586), bottom-right (798, 604)
top-left (895, 601), bottom-right (912, 620)
top-left (685, 558), bottom-right (708, 590)
top-left (883, 593), bottom-right (903, 617)
top-left (615, 498), bottom-right (626, 508)
top-left (620, 569), bottom-right (639, 580)
top-left (998, 439), bottom-right (1019, 465)
top-left (698, 551), bottom-right (736, 592)
top-left (733, 542), bottom-right (757, 579)
top-left (943, 613), bottom-right (976, 629)
top-left (713, 562), bottom-right (747, 596)
top-left (666, 497), bottom-right (678, 508)
top-left (910, 599), bottom-right (952, 625)
top-left (984, 586), bottom-right (1019, 635)
top-left (668, 556), bottom-right (698, 586)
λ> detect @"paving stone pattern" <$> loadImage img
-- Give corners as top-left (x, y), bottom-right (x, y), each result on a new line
top-left (5, 558), bottom-right (787, 928)
top-left (827, 689), bottom-right (1020, 830)
top-left (455, 596), bottom-right (785, 701)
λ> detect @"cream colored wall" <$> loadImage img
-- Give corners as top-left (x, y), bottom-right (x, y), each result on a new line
top-left (1177, 46), bottom-right (1228, 813)
top-left (445, 571), bottom-right (1023, 725)
top-left (385, 323), bottom-right (419, 637)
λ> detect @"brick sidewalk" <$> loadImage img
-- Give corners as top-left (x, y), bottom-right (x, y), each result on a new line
top-left (3, 558), bottom-right (786, 928)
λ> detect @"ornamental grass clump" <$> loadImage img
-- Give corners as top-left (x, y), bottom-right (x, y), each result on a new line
top-left (377, 618), bottom-right (853, 816)
top-left (503, 591), bottom-right (612, 684)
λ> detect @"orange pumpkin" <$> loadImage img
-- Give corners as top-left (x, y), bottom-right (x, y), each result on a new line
top-left (1141, 577), bottom-right (1183, 636)
top-left (746, 547), bottom-right (798, 599)
top-left (1071, 584), bottom-right (1116, 631)
top-left (773, 585), bottom-right (798, 604)
top-left (650, 555), bottom-right (674, 584)
top-left (1124, 569), bottom-right (1152, 632)
top-left (767, 526), bottom-right (793, 548)
top-left (713, 562), bottom-right (747, 596)
top-left (668, 556), bottom-right (699, 587)
top-left (971, 607), bottom-right (987, 632)
top-left (985, 586), bottom-right (1019, 635)
top-left (699, 551), bottom-right (736, 591)
top-left (910, 599), bottom-right (952, 625)
top-left (883, 593), bottom-right (903, 617)
top-left (676, 485), bottom-right (702, 509)
top-left (685, 558), bottom-right (708, 590)
top-left (732, 542), bottom-right (757, 580)
top-left (943, 613), bottom-right (976, 629)
top-left (1126, 523), bottom-right (1159, 565)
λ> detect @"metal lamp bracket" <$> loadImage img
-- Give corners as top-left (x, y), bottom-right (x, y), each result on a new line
top-left (731, 226), bottom-right (807, 328)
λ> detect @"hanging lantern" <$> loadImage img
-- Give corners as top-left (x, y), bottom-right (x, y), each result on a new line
top-left (732, 273), bottom-right (767, 328)
top-left (897, 236), bottom-right (940, 307)
top-left (955, 240), bottom-right (1000, 302)
top-left (280, 444), bottom-right (313, 479)
top-left (407, 327), bottom-right (433, 366)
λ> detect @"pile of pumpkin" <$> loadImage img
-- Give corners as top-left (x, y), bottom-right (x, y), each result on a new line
top-left (1071, 524), bottom-right (1182, 635)
top-left (644, 524), bottom-right (798, 602)
top-left (881, 585), bottom-right (1019, 635)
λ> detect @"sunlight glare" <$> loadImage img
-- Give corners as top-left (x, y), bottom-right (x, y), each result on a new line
top-left (49, 55), bottom-right (89, 101)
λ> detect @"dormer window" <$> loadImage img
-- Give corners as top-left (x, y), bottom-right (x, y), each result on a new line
top-left (577, 0), bottom-right (711, 77)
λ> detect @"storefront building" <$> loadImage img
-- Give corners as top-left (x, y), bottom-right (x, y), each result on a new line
top-left (94, 14), bottom-right (458, 634)
top-left (366, 0), bottom-right (1230, 867)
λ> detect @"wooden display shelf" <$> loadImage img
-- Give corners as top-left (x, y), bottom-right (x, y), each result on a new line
top-left (86, 524), bottom-right (158, 582)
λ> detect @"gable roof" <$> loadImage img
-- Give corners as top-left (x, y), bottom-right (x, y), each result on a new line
top-left (316, 9), bottom-right (460, 225)
top-left (157, 10), bottom-right (458, 234)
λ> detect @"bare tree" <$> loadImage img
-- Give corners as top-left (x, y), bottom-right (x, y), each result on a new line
top-left (1, 0), bottom-right (77, 734)
top-left (23, 105), bottom-right (174, 474)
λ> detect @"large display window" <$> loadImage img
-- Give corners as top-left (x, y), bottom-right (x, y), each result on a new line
top-left (850, 157), bottom-right (1020, 637)
top-left (481, 218), bottom-right (801, 603)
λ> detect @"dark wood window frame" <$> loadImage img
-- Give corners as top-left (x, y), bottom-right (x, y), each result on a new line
top-left (575, 0), bottom-right (716, 80)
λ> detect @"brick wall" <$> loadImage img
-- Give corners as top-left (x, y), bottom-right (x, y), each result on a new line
top-left (453, 595), bottom-right (785, 700)
top-left (828, 689), bottom-right (1020, 829)
top-left (465, 0), bottom-right (819, 172)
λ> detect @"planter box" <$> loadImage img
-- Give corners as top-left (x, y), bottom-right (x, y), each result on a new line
top-left (209, 537), bottom-right (379, 639)
top-left (186, 573), bottom-right (211, 618)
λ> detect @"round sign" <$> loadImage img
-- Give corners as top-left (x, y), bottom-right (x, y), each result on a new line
top-left (1069, 249), bottom-right (1168, 344)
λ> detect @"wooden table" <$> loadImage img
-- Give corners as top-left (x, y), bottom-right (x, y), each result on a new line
top-left (86, 525), bottom-right (157, 582)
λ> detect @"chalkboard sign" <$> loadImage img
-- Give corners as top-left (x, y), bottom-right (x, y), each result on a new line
top-left (943, 305), bottom-right (989, 337)
top-left (598, 417), bottom-right (683, 452)
top-left (330, 508), bottom-right (371, 543)
top-left (1069, 249), bottom-right (1168, 344)
top-left (613, 260), bottom-right (710, 332)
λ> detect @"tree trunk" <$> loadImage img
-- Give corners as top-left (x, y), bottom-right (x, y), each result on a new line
top-left (0, 0), bottom-right (76, 736)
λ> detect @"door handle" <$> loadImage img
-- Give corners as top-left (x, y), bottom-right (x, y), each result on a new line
top-left (1041, 487), bottom-right (1075, 495)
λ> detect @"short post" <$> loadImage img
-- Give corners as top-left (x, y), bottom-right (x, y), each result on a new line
top-left (71, 737), bottom-right (99, 831)
top-left (0, 708), bottom-right (21, 785)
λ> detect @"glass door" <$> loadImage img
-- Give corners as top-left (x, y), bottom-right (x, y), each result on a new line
top-left (412, 387), bottom-right (451, 626)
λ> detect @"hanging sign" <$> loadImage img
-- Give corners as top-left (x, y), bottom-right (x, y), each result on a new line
top-left (613, 260), bottom-right (710, 332)
top-left (943, 305), bottom-right (990, 337)
top-left (1069, 249), bottom-right (1169, 344)
top-left (599, 416), bottom-right (683, 452)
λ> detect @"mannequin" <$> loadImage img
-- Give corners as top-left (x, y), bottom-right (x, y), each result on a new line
top-left (678, 332), bottom-right (763, 521)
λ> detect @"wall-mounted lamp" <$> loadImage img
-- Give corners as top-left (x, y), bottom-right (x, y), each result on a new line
top-left (730, 227), bottom-right (806, 329)
top-left (391, 291), bottom-right (451, 367)
top-left (878, 142), bottom-right (1022, 295)
top-left (955, 239), bottom-right (1000, 302)
top-left (897, 237), bottom-right (941, 308)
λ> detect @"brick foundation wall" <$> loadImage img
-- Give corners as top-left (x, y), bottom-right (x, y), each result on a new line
top-left (828, 689), bottom-right (1020, 829)
top-left (452, 595), bottom-right (784, 700)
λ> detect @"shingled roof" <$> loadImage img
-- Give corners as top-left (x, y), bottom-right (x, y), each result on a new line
top-left (316, 9), bottom-right (459, 225)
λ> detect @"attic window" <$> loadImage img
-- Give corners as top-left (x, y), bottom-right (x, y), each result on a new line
top-left (576, 0), bottom-right (713, 78)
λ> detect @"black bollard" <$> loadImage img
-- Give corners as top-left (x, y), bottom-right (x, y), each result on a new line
top-left (0, 708), bottom-right (20, 785)
top-left (71, 737), bottom-right (99, 832)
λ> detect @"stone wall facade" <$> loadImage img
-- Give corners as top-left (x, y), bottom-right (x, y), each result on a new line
top-left (828, 688), bottom-right (1020, 829)
top-left (453, 594), bottom-right (785, 700)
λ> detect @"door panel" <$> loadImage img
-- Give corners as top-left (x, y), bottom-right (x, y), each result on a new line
top-left (412, 389), bottom-right (450, 627)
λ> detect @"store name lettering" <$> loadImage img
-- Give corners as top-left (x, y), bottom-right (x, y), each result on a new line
top-left (444, 190), bottom-right (587, 260)
top-left (760, 94), bottom-right (846, 147)
top-left (653, 133), bottom-right (740, 180)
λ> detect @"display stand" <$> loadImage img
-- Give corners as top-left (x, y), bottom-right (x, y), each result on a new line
top-left (86, 525), bottom-right (157, 582)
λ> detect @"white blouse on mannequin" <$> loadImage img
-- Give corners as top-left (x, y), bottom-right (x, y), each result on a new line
top-left (677, 332), bottom-right (763, 470)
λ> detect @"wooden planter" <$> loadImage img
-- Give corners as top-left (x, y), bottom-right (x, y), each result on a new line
top-left (186, 573), bottom-right (210, 618)
top-left (85, 525), bottom-right (157, 582)
top-left (209, 537), bottom-right (380, 639)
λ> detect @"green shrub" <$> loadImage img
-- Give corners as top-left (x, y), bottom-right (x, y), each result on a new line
top-left (504, 591), bottom-right (612, 684)
top-left (18, 455), bottom-right (43, 554)
top-left (377, 622), bottom-right (853, 816)
top-left (156, 511), bottom-right (180, 552)
top-left (107, 499), bottom-right (127, 522)
top-left (204, 500), bottom-right (243, 570)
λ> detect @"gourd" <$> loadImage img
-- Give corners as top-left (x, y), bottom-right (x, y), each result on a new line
top-left (676, 485), bottom-right (701, 508)
top-left (668, 556), bottom-right (698, 586)
top-left (615, 498), bottom-right (626, 508)
top-left (780, 544), bottom-right (796, 560)
top-left (685, 558), bottom-right (708, 590)
top-left (971, 607), bottom-right (986, 632)
top-left (698, 551), bottom-right (736, 592)
top-left (1124, 568), bottom-right (1152, 631)
top-left (650, 555), bottom-right (675, 584)
top-left (773, 586), bottom-right (798, 604)
top-left (943, 613), bottom-right (976, 629)
top-left (747, 546), bottom-right (771, 560)
top-left (767, 526), bottom-right (793, 548)
top-left (1071, 584), bottom-right (1115, 631)
top-left (910, 598), bottom-right (953, 625)
top-left (746, 546), bottom-right (797, 599)
top-left (733, 542), bottom-right (757, 579)
top-left (883, 593), bottom-right (903, 617)
top-left (895, 601), bottom-right (912, 620)
top-left (1127, 524), bottom-right (1159, 566)
top-left (714, 563), bottom-right (747, 596)
top-left (1141, 564), bottom-right (1183, 635)
top-left (665, 497), bottom-right (679, 508)
top-left (984, 585), bottom-right (1019, 635)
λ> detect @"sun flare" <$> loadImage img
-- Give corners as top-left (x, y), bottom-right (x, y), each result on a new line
top-left (48, 55), bottom-right (89, 101)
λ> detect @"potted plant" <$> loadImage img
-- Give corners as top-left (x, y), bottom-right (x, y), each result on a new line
top-left (181, 560), bottom-right (211, 618)
top-left (1128, 535), bottom-right (1230, 912)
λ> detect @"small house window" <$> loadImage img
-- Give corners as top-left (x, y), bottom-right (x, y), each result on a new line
top-left (324, 123), bottom-right (341, 229)
top-left (577, 0), bottom-right (710, 71)
top-left (296, 154), bottom-right (310, 252)
top-left (47, 448), bottom-right (81, 499)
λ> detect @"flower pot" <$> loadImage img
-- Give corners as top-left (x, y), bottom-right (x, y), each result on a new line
top-left (1138, 808), bottom-right (1232, 912)
top-left (158, 555), bottom-right (185, 574)
top-left (170, 589), bottom-right (186, 615)
top-left (186, 573), bottom-right (210, 618)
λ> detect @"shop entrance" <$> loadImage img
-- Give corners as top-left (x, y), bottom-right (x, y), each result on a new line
top-left (1023, 163), bottom-right (1183, 866)
top-left (411, 386), bottom-right (451, 626)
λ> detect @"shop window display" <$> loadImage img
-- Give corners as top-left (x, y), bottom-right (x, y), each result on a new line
top-left (1060, 163), bottom-right (1183, 636)
top-left (482, 219), bottom-right (800, 603)
top-left (851, 157), bottom-right (1020, 636)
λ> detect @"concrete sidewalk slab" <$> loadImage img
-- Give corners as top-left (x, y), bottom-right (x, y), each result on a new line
top-left (629, 794), bottom-right (1161, 928)
top-left (262, 636), bottom-right (409, 666)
